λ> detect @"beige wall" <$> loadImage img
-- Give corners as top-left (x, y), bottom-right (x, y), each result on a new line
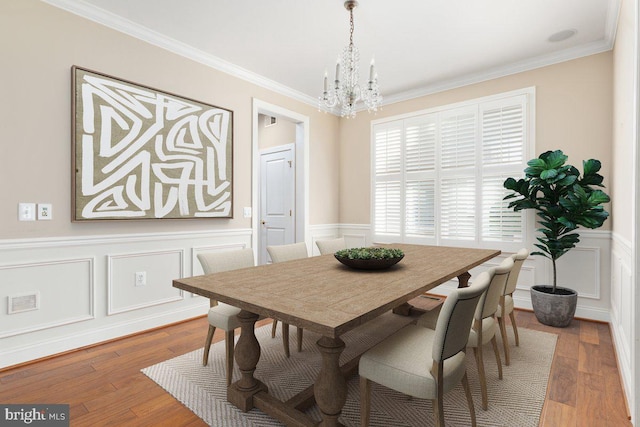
top-left (258, 114), bottom-right (297, 150)
top-left (612, 0), bottom-right (636, 240)
top-left (339, 53), bottom-right (614, 226)
top-left (0, 0), bottom-right (340, 240)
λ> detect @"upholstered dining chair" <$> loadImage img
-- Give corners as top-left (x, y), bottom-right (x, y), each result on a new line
top-left (466, 257), bottom-right (514, 410)
top-left (197, 248), bottom-right (259, 386)
top-left (359, 272), bottom-right (491, 427)
top-left (266, 242), bottom-right (309, 355)
top-left (315, 237), bottom-right (347, 255)
top-left (497, 248), bottom-right (529, 365)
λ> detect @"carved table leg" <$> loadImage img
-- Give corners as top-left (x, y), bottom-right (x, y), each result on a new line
top-left (227, 310), bottom-right (267, 412)
top-left (314, 336), bottom-right (347, 427)
top-left (457, 271), bottom-right (472, 288)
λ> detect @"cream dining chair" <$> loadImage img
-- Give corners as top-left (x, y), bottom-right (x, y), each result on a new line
top-left (197, 248), bottom-right (256, 386)
top-left (266, 242), bottom-right (309, 355)
top-left (315, 237), bottom-right (347, 255)
top-left (465, 257), bottom-right (513, 410)
top-left (359, 272), bottom-right (491, 427)
top-left (497, 248), bottom-right (529, 365)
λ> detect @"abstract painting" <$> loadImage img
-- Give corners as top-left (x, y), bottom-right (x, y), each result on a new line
top-left (72, 66), bottom-right (233, 221)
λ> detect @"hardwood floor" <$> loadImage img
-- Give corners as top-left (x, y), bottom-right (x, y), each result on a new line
top-left (0, 311), bottom-right (631, 426)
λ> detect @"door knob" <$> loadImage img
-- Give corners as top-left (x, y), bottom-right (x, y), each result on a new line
top-left (261, 220), bottom-right (266, 225)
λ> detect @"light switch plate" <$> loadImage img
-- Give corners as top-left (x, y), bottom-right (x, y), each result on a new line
top-left (243, 207), bottom-right (252, 218)
top-left (18, 203), bottom-right (36, 221)
top-left (37, 203), bottom-right (52, 220)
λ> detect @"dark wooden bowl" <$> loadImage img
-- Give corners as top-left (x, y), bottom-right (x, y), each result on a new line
top-left (334, 254), bottom-right (404, 270)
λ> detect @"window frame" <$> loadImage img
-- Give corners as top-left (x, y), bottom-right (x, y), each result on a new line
top-left (370, 87), bottom-right (536, 252)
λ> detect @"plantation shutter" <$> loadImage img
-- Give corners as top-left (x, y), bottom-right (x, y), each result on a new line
top-left (439, 107), bottom-right (477, 241)
top-left (479, 96), bottom-right (527, 243)
top-left (371, 89), bottom-right (531, 248)
top-left (404, 115), bottom-right (436, 238)
top-left (373, 122), bottom-right (403, 237)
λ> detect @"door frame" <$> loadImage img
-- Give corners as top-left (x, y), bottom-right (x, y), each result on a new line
top-left (252, 99), bottom-right (309, 263)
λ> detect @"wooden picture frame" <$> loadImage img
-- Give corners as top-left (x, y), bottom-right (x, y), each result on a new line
top-left (71, 66), bottom-right (233, 221)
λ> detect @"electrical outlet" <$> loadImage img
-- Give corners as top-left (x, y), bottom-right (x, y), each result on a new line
top-left (38, 203), bottom-right (52, 220)
top-left (135, 271), bottom-right (147, 287)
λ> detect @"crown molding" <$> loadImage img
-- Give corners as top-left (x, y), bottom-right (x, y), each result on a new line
top-left (41, 0), bottom-right (319, 108)
top-left (382, 38), bottom-right (615, 108)
top-left (43, 0), bottom-right (620, 116)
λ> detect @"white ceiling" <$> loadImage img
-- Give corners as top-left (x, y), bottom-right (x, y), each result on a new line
top-left (47, 0), bottom-right (620, 109)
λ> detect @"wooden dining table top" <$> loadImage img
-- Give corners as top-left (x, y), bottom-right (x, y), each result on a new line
top-left (173, 244), bottom-right (500, 338)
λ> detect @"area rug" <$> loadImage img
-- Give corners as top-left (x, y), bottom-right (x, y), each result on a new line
top-left (142, 313), bottom-right (557, 426)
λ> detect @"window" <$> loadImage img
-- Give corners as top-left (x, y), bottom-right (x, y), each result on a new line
top-left (372, 88), bottom-right (533, 250)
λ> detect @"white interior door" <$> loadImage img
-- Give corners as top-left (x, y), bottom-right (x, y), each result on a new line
top-left (259, 145), bottom-right (295, 264)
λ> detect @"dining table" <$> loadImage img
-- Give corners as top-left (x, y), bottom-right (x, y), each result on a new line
top-left (173, 243), bottom-right (500, 427)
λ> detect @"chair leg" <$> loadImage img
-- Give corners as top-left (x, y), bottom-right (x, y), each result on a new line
top-left (431, 399), bottom-right (441, 427)
top-left (462, 371), bottom-right (477, 427)
top-left (271, 319), bottom-right (278, 338)
top-left (282, 323), bottom-right (290, 358)
top-left (297, 327), bottom-right (304, 352)
top-left (202, 325), bottom-right (216, 366)
top-left (224, 330), bottom-right (234, 386)
top-left (491, 335), bottom-right (503, 380)
top-left (498, 315), bottom-right (510, 366)
top-left (359, 376), bottom-right (371, 427)
top-left (474, 345), bottom-right (488, 410)
top-left (509, 311), bottom-right (520, 346)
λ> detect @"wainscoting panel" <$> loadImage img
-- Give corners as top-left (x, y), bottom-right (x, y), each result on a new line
top-left (0, 257), bottom-right (94, 339)
top-left (0, 229), bottom-right (252, 369)
top-left (108, 250), bottom-right (184, 315)
top-left (609, 232), bottom-right (634, 416)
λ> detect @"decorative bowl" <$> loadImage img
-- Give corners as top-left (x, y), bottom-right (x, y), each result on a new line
top-left (334, 247), bottom-right (404, 270)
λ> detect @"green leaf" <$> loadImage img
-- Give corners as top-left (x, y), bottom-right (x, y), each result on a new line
top-left (587, 190), bottom-right (610, 205)
top-left (544, 150), bottom-right (568, 169)
top-left (583, 159), bottom-right (602, 176)
top-left (540, 169), bottom-right (558, 180)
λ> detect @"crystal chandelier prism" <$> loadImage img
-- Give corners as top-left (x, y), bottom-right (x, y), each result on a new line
top-left (319, 0), bottom-right (382, 118)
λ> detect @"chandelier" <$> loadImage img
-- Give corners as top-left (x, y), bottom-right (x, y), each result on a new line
top-left (319, 0), bottom-right (382, 118)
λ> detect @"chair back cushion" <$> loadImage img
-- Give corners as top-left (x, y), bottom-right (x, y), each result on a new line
top-left (476, 257), bottom-right (513, 320)
top-left (432, 273), bottom-right (490, 362)
top-left (504, 248), bottom-right (528, 295)
top-left (267, 242), bottom-right (309, 263)
top-left (197, 248), bottom-right (255, 274)
top-left (316, 237), bottom-right (347, 255)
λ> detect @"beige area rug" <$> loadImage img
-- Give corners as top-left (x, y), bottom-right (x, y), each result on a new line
top-left (142, 312), bottom-right (557, 426)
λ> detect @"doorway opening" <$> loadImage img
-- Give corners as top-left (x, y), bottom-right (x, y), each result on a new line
top-left (252, 99), bottom-right (309, 265)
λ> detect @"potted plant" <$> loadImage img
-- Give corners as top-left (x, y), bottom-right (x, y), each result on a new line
top-left (503, 150), bottom-right (610, 327)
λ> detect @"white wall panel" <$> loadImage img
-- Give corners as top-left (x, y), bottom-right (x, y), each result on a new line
top-left (0, 258), bottom-right (94, 338)
top-left (108, 250), bottom-right (184, 315)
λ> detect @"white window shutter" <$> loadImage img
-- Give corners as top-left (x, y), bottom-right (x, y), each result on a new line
top-left (481, 174), bottom-right (524, 242)
top-left (405, 179), bottom-right (435, 237)
top-left (440, 177), bottom-right (476, 240)
top-left (440, 108), bottom-right (477, 170)
top-left (374, 181), bottom-right (402, 236)
top-left (373, 122), bottom-right (403, 239)
top-left (372, 89), bottom-right (531, 248)
top-left (481, 97), bottom-right (526, 167)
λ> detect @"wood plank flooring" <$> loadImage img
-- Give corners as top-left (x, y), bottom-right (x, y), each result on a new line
top-left (0, 311), bottom-right (631, 426)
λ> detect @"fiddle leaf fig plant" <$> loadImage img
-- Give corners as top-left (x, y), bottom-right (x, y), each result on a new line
top-left (503, 150), bottom-right (610, 293)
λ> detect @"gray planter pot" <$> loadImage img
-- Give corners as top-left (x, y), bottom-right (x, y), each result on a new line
top-left (530, 285), bottom-right (577, 328)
